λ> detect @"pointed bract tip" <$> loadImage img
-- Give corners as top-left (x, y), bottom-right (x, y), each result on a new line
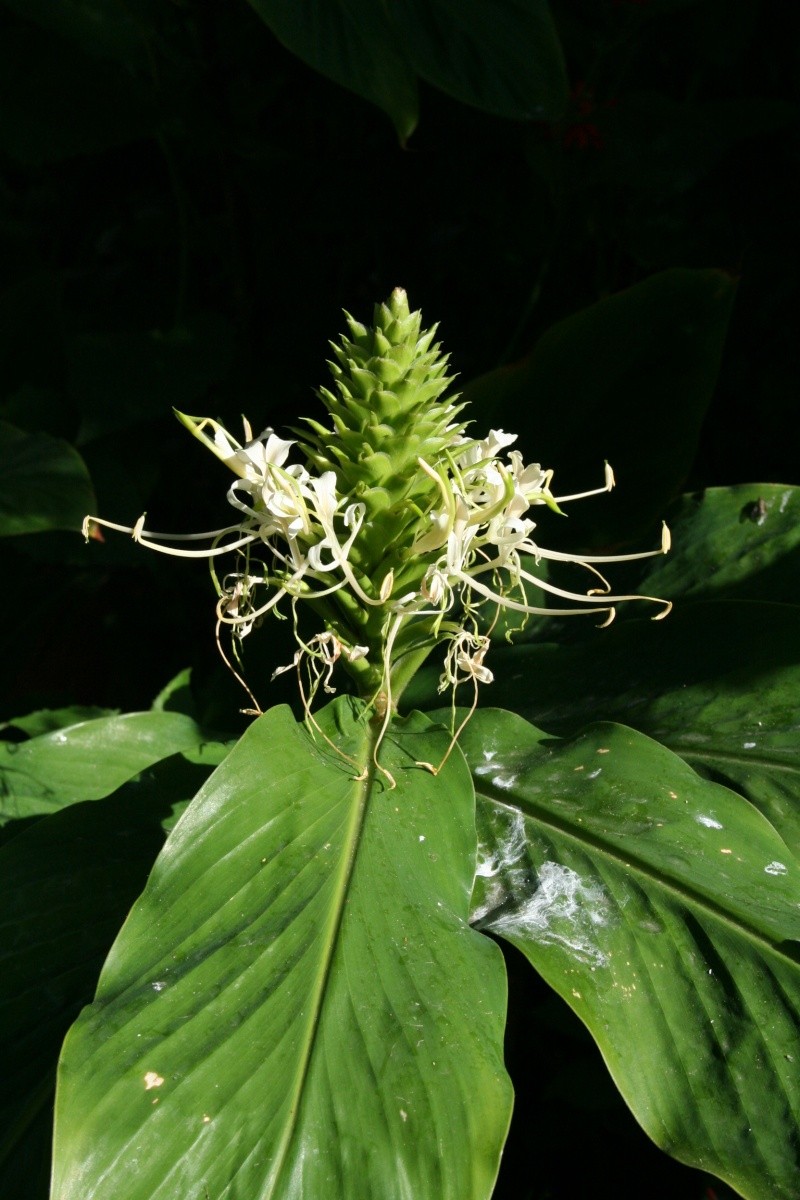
top-left (387, 287), bottom-right (410, 319)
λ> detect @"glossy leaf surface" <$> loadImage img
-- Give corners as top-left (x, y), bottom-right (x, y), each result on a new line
top-left (457, 709), bottom-right (800, 1200)
top-left (52, 701), bottom-right (511, 1200)
top-left (640, 483), bottom-right (800, 606)
top-left (480, 601), bottom-right (800, 849)
top-left (0, 711), bottom-right (212, 830)
top-left (0, 705), bottom-right (114, 738)
top-left (0, 756), bottom-right (212, 1200)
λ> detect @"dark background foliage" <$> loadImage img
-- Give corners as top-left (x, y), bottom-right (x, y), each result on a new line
top-left (0, 1), bottom-right (796, 1196)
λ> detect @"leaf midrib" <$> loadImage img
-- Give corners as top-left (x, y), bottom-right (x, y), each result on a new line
top-left (477, 787), bottom-right (800, 966)
top-left (675, 745), bottom-right (800, 776)
top-left (265, 717), bottom-right (377, 1197)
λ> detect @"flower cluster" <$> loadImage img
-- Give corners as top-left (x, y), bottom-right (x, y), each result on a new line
top-left (83, 290), bottom-right (670, 748)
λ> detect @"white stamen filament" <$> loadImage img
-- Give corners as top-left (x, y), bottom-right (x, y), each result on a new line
top-left (84, 411), bottom-right (671, 749)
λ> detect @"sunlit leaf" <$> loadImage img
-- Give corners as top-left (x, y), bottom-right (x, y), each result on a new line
top-left (0, 710), bottom-right (213, 831)
top-left (457, 709), bottom-right (800, 1200)
top-left (0, 756), bottom-right (211, 1200)
top-left (52, 701), bottom-right (511, 1200)
top-left (480, 601), bottom-right (800, 850)
top-left (0, 706), bottom-right (115, 739)
top-left (640, 483), bottom-right (800, 606)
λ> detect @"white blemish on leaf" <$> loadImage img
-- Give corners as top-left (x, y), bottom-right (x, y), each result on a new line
top-left (765, 861), bottom-right (788, 876)
top-left (695, 815), bottom-right (723, 830)
top-left (486, 860), bottom-right (610, 966)
top-left (475, 809), bottom-right (526, 881)
top-left (144, 1071), bottom-right (164, 1090)
top-left (472, 809), bottom-right (529, 925)
top-left (492, 774), bottom-right (517, 790)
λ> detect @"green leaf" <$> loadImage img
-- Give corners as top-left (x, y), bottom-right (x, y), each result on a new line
top-left (52, 701), bottom-right (511, 1200)
top-left (480, 601), bottom-right (800, 851)
top-left (640, 484), bottom-right (800, 606)
top-left (0, 756), bottom-right (212, 1200)
top-left (246, 0), bottom-right (567, 135)
top-left (247, 0), bottom-right (419, 140)
top-left (151, 668), bottom-right (196, 717)
top-left (459, 269), bottom-right (737, 542)
top-left (0, 710), bottom-right (213, 831)
top-left (0, 421), bottom-right (95, 536)
top-left (0, 706), bottom-right (115, 738)
top-left (390, 0), bottom-right (567, 121)
top-left (457, 709), bottom-right (800, 1200)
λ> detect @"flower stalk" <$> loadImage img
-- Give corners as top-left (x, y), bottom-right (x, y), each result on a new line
top-left (84, 288), bottom-right (671, 755)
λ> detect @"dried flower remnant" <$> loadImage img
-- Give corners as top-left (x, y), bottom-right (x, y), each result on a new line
top-left (84, 289), bottom-right (670, 766)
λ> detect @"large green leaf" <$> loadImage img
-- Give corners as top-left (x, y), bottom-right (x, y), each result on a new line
top-left (0, 710), bottom-right (213, 831)
top-left (457, 709), bottom-right (800, 1199)
top-left (430, 485), bottom-right (800, 849)
top-left (0, 421), bottom-right (95, 536)
top-left (247, 0), bottom-right (419, 140)
top-left (51, 701), bottom-right (511, 1200)
top-left (247, 0), bottom-right (567, 139)
top-left (0, 706), bottom-right (115, 738)
top-left (640, 483), bottom-right (800, 606)
top-left (459, 269), bottom-right (736, 543)
top-left (0, 756), bottom-right (212, 1200)
top-left (479, 601), bottom-right (800, 850)
top-left (390, 0), bottom-right (567, 121)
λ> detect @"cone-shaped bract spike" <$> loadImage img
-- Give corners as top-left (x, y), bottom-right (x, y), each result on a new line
top-left (298, 289), bottom-right (467, 576)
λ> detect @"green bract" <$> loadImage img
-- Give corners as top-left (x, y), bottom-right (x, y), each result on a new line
top-left (84, 289), bottom-right (670, 755)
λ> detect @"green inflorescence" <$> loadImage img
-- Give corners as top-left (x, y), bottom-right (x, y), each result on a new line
top-left (83, 287), bottom-right (671, 741)
top-left (299, 288), bottom-right (467, 582)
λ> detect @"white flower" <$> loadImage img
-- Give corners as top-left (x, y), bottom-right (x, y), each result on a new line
top-left (442, 629), bottom-right (494, 689)
top-left (236, 432), bottom-right (295, 481)
top-left (83, 410), bottom-right (671, 730)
